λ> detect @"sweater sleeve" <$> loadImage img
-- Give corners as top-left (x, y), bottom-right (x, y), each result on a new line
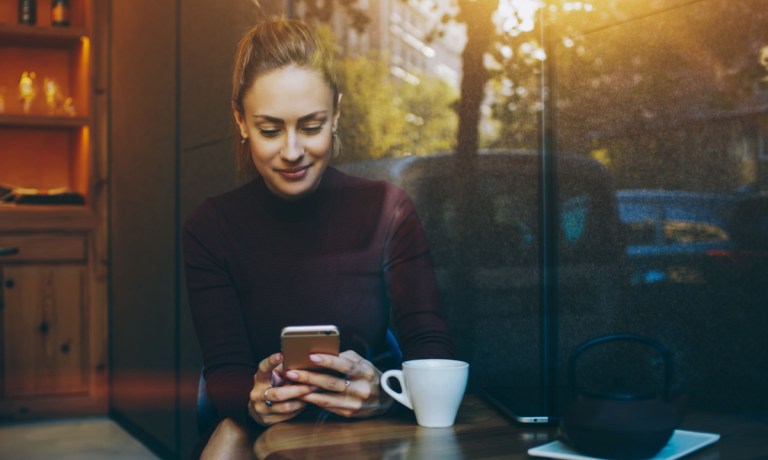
top-left (183, 200), bottom-right (257, 426)
top-left (382, 187), bottom-right (457, 361)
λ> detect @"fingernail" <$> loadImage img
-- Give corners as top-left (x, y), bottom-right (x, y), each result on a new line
top-left (309, 354), bottom-right (321, 363)
top-left (276, 353), bottom-right (283, 362)
top-left (286, 371), bottom-right (299, 380)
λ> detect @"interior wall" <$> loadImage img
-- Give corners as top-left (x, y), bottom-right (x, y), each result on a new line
top-left (109, 0), bottom-right (179, 455)
top-left (110, 1), bottom-right (282, 457)
top-left (177, 1), bottom-right (266, 457)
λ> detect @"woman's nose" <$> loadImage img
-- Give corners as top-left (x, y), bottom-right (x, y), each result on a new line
top-left (280, 131), bottom-right (304, 161)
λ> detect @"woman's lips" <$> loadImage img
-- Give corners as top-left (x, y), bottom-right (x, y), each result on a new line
top-left (276, 165), bottom-right (311, 180)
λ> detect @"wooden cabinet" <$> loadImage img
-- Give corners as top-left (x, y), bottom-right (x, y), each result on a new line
top-left (3, 264), bottom-right (88, 397)
top-left (0, 232), bottom-right (107, 421)
top-left (0, 0), bottom-right (107, 421)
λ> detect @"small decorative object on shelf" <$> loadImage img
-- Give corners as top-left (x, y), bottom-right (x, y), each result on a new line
top-left (51, 0), bottom-right (71, 27)
top-left (62, 97), bottom-right (76, 116)
top-left (18, 71), bottom-right (38, 114)
top-left (44, 77), bottom-right (65, 114)
top-left (18, 0), bottom-right (36, 25)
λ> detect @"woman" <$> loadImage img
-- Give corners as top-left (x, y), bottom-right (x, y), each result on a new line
top-left (183, 17), bottom-right (455, 458)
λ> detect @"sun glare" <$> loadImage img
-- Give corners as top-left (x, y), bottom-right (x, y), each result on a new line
top-left (497, 0), bottom-right (542, 35)
top-left (497, 1), bottom-right (595, 34)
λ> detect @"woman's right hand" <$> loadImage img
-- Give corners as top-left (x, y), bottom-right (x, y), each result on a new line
top-left (247, 352), bottom-right (315, 426)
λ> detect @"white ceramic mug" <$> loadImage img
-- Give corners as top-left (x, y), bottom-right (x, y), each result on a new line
top-left (381, 359), bottom-right (469, 427)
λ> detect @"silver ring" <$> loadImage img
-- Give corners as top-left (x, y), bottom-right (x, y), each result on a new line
top-left (344, 379), bottom-right (351, 389)
top-left (264, 386), bottom-right (273, 408)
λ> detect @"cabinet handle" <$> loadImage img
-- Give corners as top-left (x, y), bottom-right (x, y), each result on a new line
top-left (4, 279), bottom-right (14, 289)
top-left (0, 247), bottom-right (20, 256)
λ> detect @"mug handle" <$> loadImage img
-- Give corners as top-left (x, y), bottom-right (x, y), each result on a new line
top-left (381, 369), bottom-right (412, 409)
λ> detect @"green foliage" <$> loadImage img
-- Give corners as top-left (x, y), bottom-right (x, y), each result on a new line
top-left (488, 0), bottom-right (768, 191)
top-left (333, 56), bottom-right (458, 162)
top-left (396, 73), bottom-right (459, 156)
top-left (314, 19), bottom-right (460, 162)
top-left (335, 55), bottom-right (408, 162)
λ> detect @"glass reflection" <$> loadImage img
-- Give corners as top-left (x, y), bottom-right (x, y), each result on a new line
top-left (318, 0), bottom-right (766, 413)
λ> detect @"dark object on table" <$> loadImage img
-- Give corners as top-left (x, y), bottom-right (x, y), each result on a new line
top-left (559, 334), bottom-right (685, 459)
top-left (0, 184), bottom-right (84, 205)
top-left (13, 192), bottom-right (84, 205)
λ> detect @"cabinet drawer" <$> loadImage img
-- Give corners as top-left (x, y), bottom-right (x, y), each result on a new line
top-left (0, 234), bottom-right (86, 263)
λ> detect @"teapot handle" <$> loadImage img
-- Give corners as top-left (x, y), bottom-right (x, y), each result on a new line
top-left (568, 334), bottom-right (672, 400)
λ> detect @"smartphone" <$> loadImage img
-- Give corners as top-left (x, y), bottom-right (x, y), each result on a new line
top-left (281, 325), bottom-right (340, 373)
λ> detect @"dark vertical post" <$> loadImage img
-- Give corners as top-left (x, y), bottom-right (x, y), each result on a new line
top-left (538, 3), bottom-right (560, 414)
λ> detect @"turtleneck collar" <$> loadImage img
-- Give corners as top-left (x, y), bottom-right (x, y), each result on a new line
top-left (251, 167), bottom-right (342, 221)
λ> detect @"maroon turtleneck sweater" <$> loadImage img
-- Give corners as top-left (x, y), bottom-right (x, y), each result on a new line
top-left (183, 167), bottom-right (455, 427)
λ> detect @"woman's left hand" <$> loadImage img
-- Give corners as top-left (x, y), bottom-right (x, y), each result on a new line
top-left (286, 350), bottom-right (393, 418)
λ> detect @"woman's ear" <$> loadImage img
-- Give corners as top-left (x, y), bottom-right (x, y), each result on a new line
top-left (333, 93), bottom-right (343, 131)
top-left (233, 108), bottom-right (247, 138)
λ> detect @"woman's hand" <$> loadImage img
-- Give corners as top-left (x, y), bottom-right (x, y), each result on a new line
top-left (287, 350), bottom-right (393, 419)
top-left (247, 353), bottom-right (316, 426)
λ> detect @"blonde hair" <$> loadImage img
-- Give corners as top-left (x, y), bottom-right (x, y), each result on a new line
top-left (232, 18), bottom-right (341, 178)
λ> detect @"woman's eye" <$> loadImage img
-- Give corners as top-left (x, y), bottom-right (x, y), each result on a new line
top-left (259, 128), bottom-right (281, 138)
top-left (302, 125), bottom-right (323, 134)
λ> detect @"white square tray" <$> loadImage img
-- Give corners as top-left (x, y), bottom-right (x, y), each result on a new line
top-left (528, 429), bottom-right (720, 460)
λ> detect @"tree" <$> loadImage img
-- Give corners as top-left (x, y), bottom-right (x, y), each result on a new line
top-left (454, 0), bottom-right (501, 158)
top-left (397, 72), bottom-right (459, 156)
top-left (335, 53), bottom-right (409, 161)
top-left (307, 6), bottom-right (460, 162)
top-left (555, 0), bottom-right (767, 190)
top-left (486, 0), bottom-right (768, 191)
top-left (289, 0), bottom-right (370, 32)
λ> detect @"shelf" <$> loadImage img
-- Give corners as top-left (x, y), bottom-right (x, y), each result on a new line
top-left (0, 113), bottom-right (88, 128)
top-left (0, 204), bottom-right (96, 231)
top-left (0, 23), bottom-right (88, 47)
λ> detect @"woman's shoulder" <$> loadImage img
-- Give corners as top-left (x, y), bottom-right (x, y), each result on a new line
top-left (330, 167), bottom-right (408, 199)
top-left (328, 168), bottom-right (419, 225)
top-left (184, 181), bottom-right (257, 231)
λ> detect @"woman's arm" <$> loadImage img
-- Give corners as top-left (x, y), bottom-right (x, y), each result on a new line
top-left (183, 200), bottom-right (259, 426)
top-left (383, 188), bottom-right (457, 360)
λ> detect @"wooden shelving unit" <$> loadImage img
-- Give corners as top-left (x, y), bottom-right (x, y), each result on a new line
top-left (0, 0), bottom-right (108, 422)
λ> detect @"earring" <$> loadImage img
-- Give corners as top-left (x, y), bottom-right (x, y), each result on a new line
top-left (241, 137), bottom-right (247, 144)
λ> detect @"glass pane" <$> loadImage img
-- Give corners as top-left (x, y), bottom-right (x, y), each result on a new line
top-left (555, 0), bottom-right (768, 409)
top-left (298, 0), bottom-right (767, 410)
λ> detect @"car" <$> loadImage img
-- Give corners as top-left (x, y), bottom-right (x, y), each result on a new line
top-left (616, 189), bottom-right (768, 408)
top-left (616, 189), bottom-right (768, 301)
top-left (338, 150), bottom-right (627, 387)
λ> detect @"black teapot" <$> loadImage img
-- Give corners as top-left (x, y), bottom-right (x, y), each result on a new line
top-left (559, 334), bottom-right (686, 459)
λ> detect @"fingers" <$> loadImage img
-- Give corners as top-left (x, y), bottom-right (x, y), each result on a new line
top-left (290, 351), bottom-right (369, 382)
top-left (301, 389), bottom-right (364, 418)
top-left (256, 352), bottom-right (283, 380)
top-left (261, 385), bottom-right (308, 414)
top-left (287, 351), bottom-right (388, 419)
top-left (248, 352), bottom-right (314, 425)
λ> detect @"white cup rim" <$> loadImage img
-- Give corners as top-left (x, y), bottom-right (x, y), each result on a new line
top-left (402, 359), bottom-right (469, 369)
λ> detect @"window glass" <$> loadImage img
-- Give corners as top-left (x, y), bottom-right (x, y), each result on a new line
top-left (553, 0), bottom-right (768, 410)
top-left (315, 0), bottom-right (767, 410)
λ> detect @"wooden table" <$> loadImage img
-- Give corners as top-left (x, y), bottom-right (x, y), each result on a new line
top-left (254, 394), bottom-right (768, 459)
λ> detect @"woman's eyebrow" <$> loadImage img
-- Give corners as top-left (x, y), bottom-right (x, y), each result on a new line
top-left (252, 111), bottom-right (328, 123)
top-left (298, 111), bottom-right (328, 122)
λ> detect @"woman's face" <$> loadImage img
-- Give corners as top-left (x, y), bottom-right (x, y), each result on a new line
top-left (235, 65), bottom-right (340, 201)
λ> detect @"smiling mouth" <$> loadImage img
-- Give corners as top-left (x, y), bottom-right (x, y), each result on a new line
top-left (276, 165), bottom-right (311, 180)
